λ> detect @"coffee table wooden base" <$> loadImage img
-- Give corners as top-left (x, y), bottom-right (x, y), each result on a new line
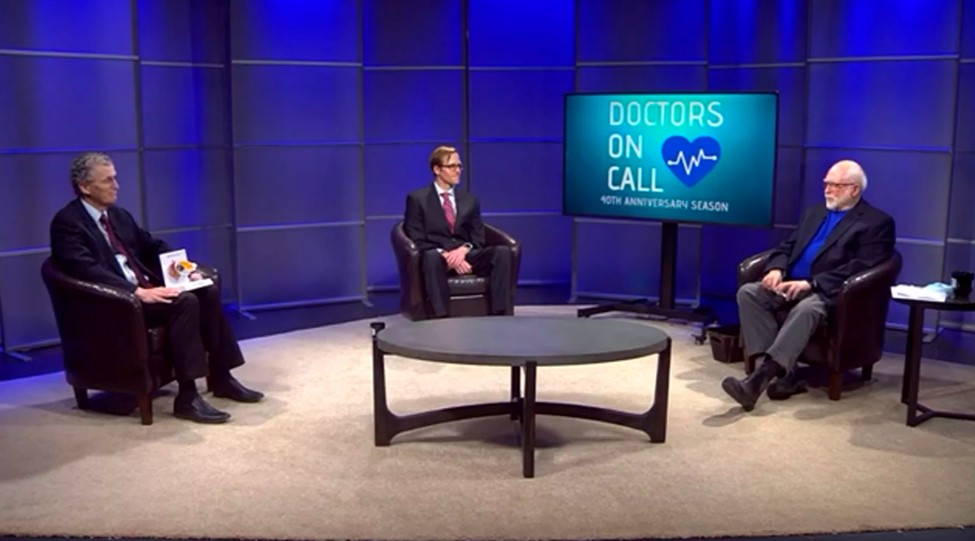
top-left (372, 339), bottom-right (671, 478)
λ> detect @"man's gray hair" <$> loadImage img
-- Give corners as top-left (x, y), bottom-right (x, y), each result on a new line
top-left (70, 152), bottom-right (113, 196)
top-left (846, 164), bottom-right (868, 192)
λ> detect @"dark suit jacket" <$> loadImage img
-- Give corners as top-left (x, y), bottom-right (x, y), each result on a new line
top-left (403, 184), bottom-right (486, 252)
top-left (764, 198), bottom-right (896, 303)
top-left (49, 198), bottom-right (172, 293)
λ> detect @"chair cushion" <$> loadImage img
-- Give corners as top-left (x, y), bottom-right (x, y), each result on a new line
top-left (448, 275), bottom-right (488, 296)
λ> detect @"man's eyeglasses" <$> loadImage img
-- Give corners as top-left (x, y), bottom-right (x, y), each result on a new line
top-left (441, 164), bottom-right (463, 170)
top-left (823, 181), bottom-right (855, 190)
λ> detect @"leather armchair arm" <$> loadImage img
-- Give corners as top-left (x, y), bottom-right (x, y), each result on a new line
top-left (42, 259), bottom-right (153, 392)
top-left (831, 250), bottom-right (902, 370)
top-left (737, 250), bottom-right (774, 288)
top-left (391, 223), bottom-right (424, 310)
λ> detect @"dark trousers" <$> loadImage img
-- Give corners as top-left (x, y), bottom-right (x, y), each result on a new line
top-left (143, 285), bottom-right (245, 382)
top-left (421, 246), bottom-right (513, 317)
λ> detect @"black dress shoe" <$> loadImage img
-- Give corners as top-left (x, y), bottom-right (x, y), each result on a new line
top-left (210, 375), bottom-right (264, 403)
top-left (767, 372), bottom-right (808, 400)
top-left (721, 359), bottom-right (783, 412)
top-left (173, 394), bottom-right (231, 424)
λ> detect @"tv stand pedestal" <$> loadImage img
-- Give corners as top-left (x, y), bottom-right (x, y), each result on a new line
top-left (576, 221), bottom-right (717, 344)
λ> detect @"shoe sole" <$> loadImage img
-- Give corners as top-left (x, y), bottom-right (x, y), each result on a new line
top-left (721, 378), bottom-right (757, 412)
top-left (212, 392), bottom-right (263, 403)
top-left (174, 411), bottom-right (231, 424)
top-left (767, 385), bottom-right (808, 400)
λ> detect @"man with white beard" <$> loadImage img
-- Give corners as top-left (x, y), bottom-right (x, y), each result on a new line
top-left (721, 160), bottom-right (896, 411)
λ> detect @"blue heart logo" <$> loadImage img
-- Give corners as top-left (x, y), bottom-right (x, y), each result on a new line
top-left (661, 136), bottom-right (721, 187)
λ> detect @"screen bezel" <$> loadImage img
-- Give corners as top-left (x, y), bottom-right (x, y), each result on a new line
top-left (561, 91), bottom-right (781, 229)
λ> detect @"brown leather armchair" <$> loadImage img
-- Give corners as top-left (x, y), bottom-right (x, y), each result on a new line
top-left (736, 249), bottom-right (902, 400)
top-left (391, 221), bottom-right (521, 320)
top-left (41, 257), bottom-right (219, 425)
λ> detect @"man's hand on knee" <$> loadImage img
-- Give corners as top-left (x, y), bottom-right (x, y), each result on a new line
top-left (775, 280), bottom-right (811, 301)
top-left (761, 269), bottom-right (783, 290)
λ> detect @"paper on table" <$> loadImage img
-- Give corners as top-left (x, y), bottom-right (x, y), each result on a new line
top-left (159, 249), bottom-right (214, 292)
top-left (891, 284), bottom-right (947, 302)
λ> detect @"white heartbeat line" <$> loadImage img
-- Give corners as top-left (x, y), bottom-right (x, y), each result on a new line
top-left (666, 149), bottom-right (718, 175)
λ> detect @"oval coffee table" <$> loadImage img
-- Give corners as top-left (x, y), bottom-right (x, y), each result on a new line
top-left (370, 316), bottom-right (671, 478)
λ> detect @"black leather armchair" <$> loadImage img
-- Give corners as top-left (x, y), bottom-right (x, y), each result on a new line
top-left (391, 221), bottom-right (521, 320)
top-left (736, 249), bottom-right (902, 400)
top-left (41, 257), bottom-right (219, 424)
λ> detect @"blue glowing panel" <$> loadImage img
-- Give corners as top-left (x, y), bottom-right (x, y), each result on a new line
top-left (363, 142), bottom-right (465, 217)
top-left (469, 0), bottom-right (574, 66)
top-left (0, 0), bottom-right (132, 56)
top-left (363, 70), bottom-right (463, 142)
top-left (230, 0), bottom-right (358, 62)
top-left (365, 216), bottom-right (401, 289)
top-left (810, 0), bottom-right (959, 58)
top-left (141, 66), bottom-right (227, 147)
top-left (965, 0), bottom-right (975, 58)
top-left (885, 242), bottom-right (944, 329)
top-left (468, 142), bottom-right (562, 213)
top-left (237, 225), bottom-right (362, 307)
top-left (774, 147), bottom-right (802, 226)
top-left (707, 67), bottom-right (804, 146)
top-left (947, 153), bottom-right (975, 240)
top-left (802, 148), bottom-right (951, 242)
top-left (477, 214), bottom-right (572, 284)
top-left (578, 0), bottom-right (706, 62)
top-left (363, 0), bottom-right (462, 66)
top-left (700, 225), bottom-right (792, 298)
top-left (232, 65), bottom-right (359, 144)
top-left (575, 221), bottom-right (700, 301)
top-left (956, 64), bottom-right (975, 153)
top-left (576, 66), bottom-right (707, 93)
top-left (708, 0), bottom-right (805, 64)
top-left (234, 146), bottom-right (361, 226)
top-left (942, 242), bottom-right (975, 328)
top-left (806, 61), bottom-right (956, 149)
top-left (0, 252), bottom-right (58, 348)
top-left (143, 149), bottom-right (231, 231)
top-left (138, 0), bottom-right (227, 63)
top-left (0, 152), bottom-right (141, 252)
top-left (0, 57), bottom-right (137, 151)
top-left (153, 226), bottom-right (235, 302)
top-left (468, 70), bottom-right (574, 140)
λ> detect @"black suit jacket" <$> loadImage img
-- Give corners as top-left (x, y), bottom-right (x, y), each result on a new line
top-left (764, 198), bottom-right (896, 302)
top-left (49, 198), bottom-right (172, 293)
top-left (403, 184), bottom-right (486, 252)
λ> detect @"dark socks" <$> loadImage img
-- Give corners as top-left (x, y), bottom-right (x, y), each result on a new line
top-left (177, 379), bottom-right (198, 399)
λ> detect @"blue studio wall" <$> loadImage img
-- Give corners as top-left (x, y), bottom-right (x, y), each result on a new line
top-left (0, 0), bottom-right (973, 359)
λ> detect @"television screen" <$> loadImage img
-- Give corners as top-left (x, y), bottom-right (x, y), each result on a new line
top-left (563, 92), bottom-right (778, 227)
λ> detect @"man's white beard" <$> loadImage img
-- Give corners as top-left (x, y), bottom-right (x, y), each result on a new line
top-left (825, 198), bottom-right (838, 210)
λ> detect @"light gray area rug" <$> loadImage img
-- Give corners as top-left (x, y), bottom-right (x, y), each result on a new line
top-left (1, 305), bottom-right (973, 540)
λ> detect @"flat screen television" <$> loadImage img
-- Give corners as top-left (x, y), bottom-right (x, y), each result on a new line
top-left (563, 92), bottom-right (778, 228)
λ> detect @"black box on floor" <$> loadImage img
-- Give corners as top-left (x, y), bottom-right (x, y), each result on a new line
top-left (707, 324), bottom-right (744, 363)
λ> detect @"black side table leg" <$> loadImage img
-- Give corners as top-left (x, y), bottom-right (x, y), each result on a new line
top-left (904, 306), bottom-right (925, 426)
top-left (511, 365), bottom-right (521, 420)
top-left (371, 322), bottom-right (392, 446)
top-left (522, 361), bottom-right (537, 478)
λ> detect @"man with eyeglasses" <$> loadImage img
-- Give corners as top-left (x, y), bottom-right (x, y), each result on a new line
top-left (402, 145), bottom-right (514, 318)
top-left (721, 159), bottom-right (895, 411)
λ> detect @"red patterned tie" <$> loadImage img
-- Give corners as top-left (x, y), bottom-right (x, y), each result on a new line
top-left (441, 192), bottom-right (455, 234)
top-left (99, 214), bottom-right (152, 287)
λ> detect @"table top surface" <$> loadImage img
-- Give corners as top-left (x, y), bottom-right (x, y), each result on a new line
top-left (892, 295), bottom-right (975, 311)
top-left (375, 316), bottom-right (670, 366)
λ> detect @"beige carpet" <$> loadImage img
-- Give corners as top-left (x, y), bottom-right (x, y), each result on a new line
top-left (1, 305), bottom-right (974, 540)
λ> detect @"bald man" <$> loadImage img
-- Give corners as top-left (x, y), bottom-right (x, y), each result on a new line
top-left (721, 160), bottom-right (895, 411)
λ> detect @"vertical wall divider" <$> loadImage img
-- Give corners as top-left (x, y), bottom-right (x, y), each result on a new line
top-left (568, 0), bottom-right (581, 304)
top-left (461, 0), bottom-right (472, 195)
top-left (357, 0), bottom-right (371, 308)
top-left (131, 0), bottom-right (149, 235)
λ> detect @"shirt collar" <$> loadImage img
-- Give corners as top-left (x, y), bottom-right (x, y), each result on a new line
top-left (80, 198), bottom-right (106, 223)
top-left (434, 182), bottom-right (454, 197)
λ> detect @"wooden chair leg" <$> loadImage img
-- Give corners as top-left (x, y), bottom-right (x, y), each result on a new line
top-left (861, 364), bottom-right (873, 382)
top-left (73, 387), bottom-right (89, 410)
top-left (828, 371), bottom-right (843, 401)
top-left (137, 393), bottom-right (153, 425)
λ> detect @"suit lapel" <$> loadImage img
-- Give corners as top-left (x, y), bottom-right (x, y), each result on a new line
top-left (811, 201), bottom-right (865, 265)
top-left (72, 199), bottom-right (127, 278)
top-left (426, 185), bottom-right (449, 234)
top-left (454, 189), bottom-right (470, 226)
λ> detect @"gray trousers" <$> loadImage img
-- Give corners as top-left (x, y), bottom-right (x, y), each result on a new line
top-left (736, 282), bottom-right (827, 373)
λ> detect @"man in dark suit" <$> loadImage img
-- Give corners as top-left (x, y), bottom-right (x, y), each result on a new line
top-left (403, 146), bottom-right (514, 318)
top-left (722, 160), bottom-right (896, 411)
top-left (49, 152), bottom-right (263, 424)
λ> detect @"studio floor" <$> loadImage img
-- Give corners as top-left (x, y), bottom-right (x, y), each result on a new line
top-left (1, 304), bottom-right (974, 541)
